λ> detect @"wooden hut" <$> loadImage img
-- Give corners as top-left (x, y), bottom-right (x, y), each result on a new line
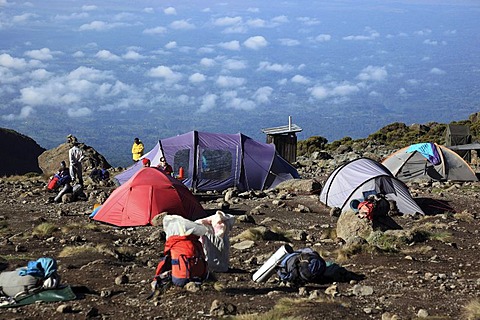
top-left (261, 116), bottom-right (302, 164)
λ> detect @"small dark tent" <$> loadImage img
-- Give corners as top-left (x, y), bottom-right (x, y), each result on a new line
top-left (382, 142), bottom-right (477, 182)
top-left (115, 131), bottom-right (300, 192)
top-left (320, 158), bottom-right (424, 215)
top-left (94, 167), bottom-right (206, 227)
top-left (445, 124), bottom-right (472, 161)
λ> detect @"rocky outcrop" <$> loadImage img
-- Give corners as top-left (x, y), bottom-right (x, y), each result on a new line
top-left (38, 135), bottom-right (111, 176)
top-left (0, 128), bottom-right (45, 176)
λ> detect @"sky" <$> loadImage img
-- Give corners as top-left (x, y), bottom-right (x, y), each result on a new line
top-left (1, 0), bottom-right (480, 166)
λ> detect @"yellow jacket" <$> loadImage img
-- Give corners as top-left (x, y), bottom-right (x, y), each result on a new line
top-left (131, 141), bottom-right (144, 161)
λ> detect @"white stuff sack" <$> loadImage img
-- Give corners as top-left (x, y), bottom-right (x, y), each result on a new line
top-left (196, 211), bottom-right (235, 272)
top-left (163, 214), bottom-right (208, 238)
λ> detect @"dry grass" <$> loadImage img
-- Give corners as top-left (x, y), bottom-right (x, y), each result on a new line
top-left (32, 222), bottom-right (58, 237)
top-left (454, 211), bottom-right (475, 223)
top-left (462, 298), bottom-right (480, 320)
top-left (58, 244), bottom-right (101, 258)
top-left (334, 243), bottom-right (377, 262)
top-left (61, 222), bottom-right (100, 233)
top-left (230, 297), bottom-right (338, 320)
top-left (401, 245), bottom-right (434, 255)
top-left (232, 227), bottom-right (288, 242)
top-left (0, 220), bottom-right (8, 236)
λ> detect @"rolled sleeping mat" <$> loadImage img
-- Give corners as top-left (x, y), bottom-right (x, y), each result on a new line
top-left (252, 244), bottom-right (293, 283)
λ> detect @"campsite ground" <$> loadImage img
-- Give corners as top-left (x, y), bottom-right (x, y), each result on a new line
top-left (1, 175), bottom-right (480, 320)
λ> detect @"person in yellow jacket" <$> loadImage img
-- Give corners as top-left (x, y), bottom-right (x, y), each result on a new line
top-left (131, 137), bottom-right (144, 162)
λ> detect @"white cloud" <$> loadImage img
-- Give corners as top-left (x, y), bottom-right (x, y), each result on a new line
top-left (29, 69), bottom-right (53, 80)
top-left (143, 26), bottom-right (167, 34)
top-left (397, 88), bottom-right (407, 95)
top-left (252, 86), bottom-right (273, 104)
top-left (169, 20), bottom-right (195, 30)
top-left (414, 29), bottom-right (432, 36)
top-left (68, 107), bottom-right (92, 117)
top-left (122, 50), bottom-right (144, 60)
top-left (357, 66), bottom-right (388, 81)
top-left (430, 67), bottom-right (446, 75)
top-left (75, 50), bottom-right (89, 59)
top-left (218, 40), bottom-right (240, 51)
top-left (143, 7), bottom-right (154, 13)
top-left (222, 26), bottom-right (248, 34)
top-left (200, 58), bottom-right (216, 67)
top-left (0, 53), bottom-right (28, 69)
top-left (257, 61), bottom-right (294, 72)
top-left (246, 18), bottom-right (266, 28)
top-left (147, 65), bottom-right (183, 83)
top-left (423, 39), bottom-right (438, 45)
top-left (315, 34), bottom-right (331, 42)
top-left (82, 5), bottom-right (97, 11)
top-left (247, 7), bottom-right (259, 13)
top-left (223, 59), bottom-right (247, 70)
top-left (222, 91), bottom-right (256, 110)
top-left (330, 84), bottom-right (360, 96)
top-left (213, 16), bottom-right (242, 26)
top-left (309, 82), bottom-right (360, 100)
top-left (165, 41), bottom-right (177, 49)
top-left (1, 106), bottom-right (34, 120)
top-left (199, 94), bottom-right (217, 112)
top-left (291, 75), bottom-right (310, 84)
top-left (67, 66), bottom-right (114, 82)
top-left (216, 75), bottom-right (246, 88)
top-left (243, 36), bottom-right (268, 50)
top-left (271, 15), bottom-right (288, 24)
top-left (189, 73), bottom-right (206, 83)
top-left (95, 50), bottom-right (121, 61)
top-left (12, 13), bottom-right (37, 23)
top-left (79, 21), bottom-right (123, 31)
top-left (297, 17), bottom-right (320, 26)
top-left (343, 28), bottom-right (379, 41)
top-left (24, 48), bottom-right (54, 60)
top-left (279, 38), bottom-right (300, 46)
top-left (164, 7), bottom-right (177, 15)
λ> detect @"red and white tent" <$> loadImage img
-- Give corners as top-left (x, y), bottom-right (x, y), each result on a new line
top-left (94, 167), bottom-right (206, 227)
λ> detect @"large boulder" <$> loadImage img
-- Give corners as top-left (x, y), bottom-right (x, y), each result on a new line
top-left (274, 178), bottom-right (322, 194)
top-left (38, 135), bottom-right (111, 176)
top-left (0, 128), bottom-right (45, 176)
top-left (336, 210), bottom-right (373, 244)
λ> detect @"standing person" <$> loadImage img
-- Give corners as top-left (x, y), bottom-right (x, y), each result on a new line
top-left (69, 141), bottom-right (84, 185)
top-left (132, 137), bottom-right (144, 163)
top-left (157, 157), bottom-right (173, 176)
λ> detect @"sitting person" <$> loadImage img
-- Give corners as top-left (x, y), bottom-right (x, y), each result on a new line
top-left (156, 157), bottom-right (173, 176)
top-left (49, 161), bottom-right (73, 203)
top-left (47, 161), bottom-right (71, 191)
top-left (90, 166), bottom-right (110, 182)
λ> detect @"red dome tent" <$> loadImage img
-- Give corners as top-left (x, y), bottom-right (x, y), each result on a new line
top-left (93, 167), bottom-right (206, 227)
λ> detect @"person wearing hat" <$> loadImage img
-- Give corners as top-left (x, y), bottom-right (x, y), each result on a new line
top-left (142, 158), bottom-right (151, 167)
top-left (156, 157), bottom-right (173, 176)
top-left (132, 138), bottom-right (144, 163)
top-left (69, 141), bottom-right (84, 185)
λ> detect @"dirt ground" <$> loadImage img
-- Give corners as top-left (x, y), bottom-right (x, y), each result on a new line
top-left (0, 175), bottom-right (479, 320)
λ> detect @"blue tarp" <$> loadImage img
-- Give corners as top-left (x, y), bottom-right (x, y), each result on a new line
top-left (406, 143), bottom-right (441, 165)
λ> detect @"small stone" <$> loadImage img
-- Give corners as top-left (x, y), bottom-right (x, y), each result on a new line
top-left (417, 309), bottom-right (429, 318)
top-left (56, 304), bottom-right (72, 313)
top-left (115, 274), bottom-right (129, 285)
top-left (184, 282), bottom-right (200, 292)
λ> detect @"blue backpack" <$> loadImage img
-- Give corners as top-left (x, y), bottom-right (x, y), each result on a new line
top-left (277, 248), bottom-right (326, 285)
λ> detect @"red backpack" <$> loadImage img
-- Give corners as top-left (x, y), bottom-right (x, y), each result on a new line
top-left (154, 234), bottom-right (208, 287)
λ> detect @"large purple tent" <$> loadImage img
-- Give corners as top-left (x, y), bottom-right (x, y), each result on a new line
top-left (115, 131), bottom-right (300, 191)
